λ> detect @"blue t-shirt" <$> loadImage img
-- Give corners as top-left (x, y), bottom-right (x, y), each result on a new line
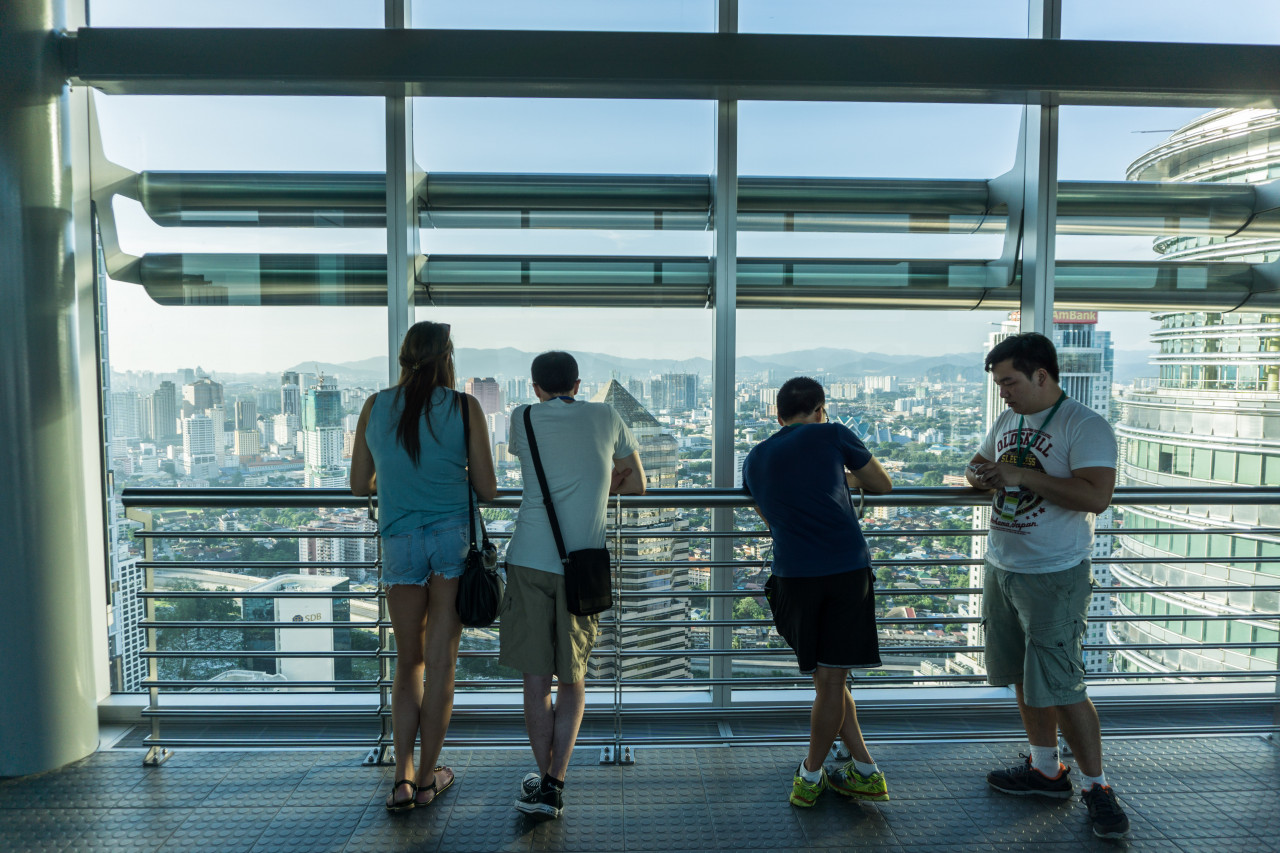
top-left (742, 422), bottom-right (873, 578)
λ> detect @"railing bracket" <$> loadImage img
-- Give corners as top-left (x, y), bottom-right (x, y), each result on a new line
top-left (142, 746), bottom-right (171, 767)
top-left (366, 746), bottom-right (394, 766)
top-left (599, 745), bottom-right (635, 765)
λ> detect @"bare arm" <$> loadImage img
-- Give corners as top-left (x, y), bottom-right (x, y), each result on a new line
top-left (846, 456), bottom-right (892, 494)
top-left (349, 395), bottom-right (377, 496)
top-left (610, 451), bottom-right (646, 496)
top-left (464, 393), bottom-right (498, 502)
top-left (976, 460), bottom-right (1116, 515)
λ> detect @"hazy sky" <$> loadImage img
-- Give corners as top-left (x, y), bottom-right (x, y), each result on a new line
top-left (91, 1), bottom-right (1280, 374)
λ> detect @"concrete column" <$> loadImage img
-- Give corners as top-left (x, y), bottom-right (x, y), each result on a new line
top-left (0, 0), bottom-right (100, 775)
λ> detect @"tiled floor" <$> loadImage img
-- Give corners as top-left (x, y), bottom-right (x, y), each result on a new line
top-left (1, 736), bottom-right (1277, 852)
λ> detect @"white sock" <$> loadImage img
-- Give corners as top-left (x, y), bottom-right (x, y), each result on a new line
top-left (853, 759), bottom-right (879, 777)
top-left (1080, 771), bottom-right (1107, 791)
top-left (798, 760), bottom-right (823, 783)
top-left (1029, 745), bottom-right (1061, 777)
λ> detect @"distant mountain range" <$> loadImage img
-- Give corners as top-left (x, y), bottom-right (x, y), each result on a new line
top-left (268, 344), bottom-right (1159, 387)
top-left (277, 347), bottom-right (992, 386)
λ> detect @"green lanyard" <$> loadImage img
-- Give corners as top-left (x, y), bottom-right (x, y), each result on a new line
top-left (1013, 392), bottom-right (1067, 468)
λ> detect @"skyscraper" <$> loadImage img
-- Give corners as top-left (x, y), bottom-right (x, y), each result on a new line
top-left (302, 375), bottom-right (345, 487)
top-left (465, 377), bottom-right (501, 415)
top-left (1112, 108), bottom-right (1280, 678)
top-left (150, 381), bottom-right (178, 442)
top-left (588, 381), bottom-right (691, 682)
top-left (280, 383), bottom-right (301, 417)
top-left (180, 414), bottom-right (218, 480)
top-left (234, 399), bottom-right (258, 431)
top-left (651, 373), bottom-right (697, 411)
top-left (182, 377), bottom-right (223, 412)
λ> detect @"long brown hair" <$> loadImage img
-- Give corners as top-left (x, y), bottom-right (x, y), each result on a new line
top-left (393, 321), bottom-right (457, 464)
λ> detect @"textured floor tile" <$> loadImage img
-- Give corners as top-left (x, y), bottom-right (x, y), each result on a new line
top-left (793, 797), bottom-right (896, 848)
top-left (341, 802), bottom-right (448, 853)
top-left (442, 805), bottom-right (532, 852)
top-left (286, 766), bottom-right (383, 808)
top-left (882, 798), bottom-right (986, 847)
top-left (963, 797), bottom-right (1077, 845)
top-left (249, 806), bottom-right (365, 853)
top-left (66, 806), bottom-right (192, 852)
top-left (1173, 836), bottom-right (1280, 853)
top-left (118, 770), bottom-right (223, 808)
top-left (202, 770), bottom-right (302, 808)
top-left (158, 806), bottom-right (277, 853)
top-left (707, 799), bottom-right (808, 849)
top-left (625, 801), bottom-right (718, 850)
top-left (1197, 789), bottom-right (1280, 836)
top-left (1122, 792), bottom-right (1247, 839)
top-left (0, 808), bottom-right (108, 852)
top-left (527, 802), bottom-right (624, 852)
top-left (160, 751), bottom-right (246, 770)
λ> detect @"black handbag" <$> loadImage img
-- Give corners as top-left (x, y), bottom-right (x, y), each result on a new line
top-left (522, 406), bottom-right (613, 616)
top-left (455, 391), bottom-right (503, 628)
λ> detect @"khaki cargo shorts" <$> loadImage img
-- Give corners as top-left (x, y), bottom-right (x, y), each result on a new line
top-left (982, 557), bottom-right (1092, 708)
top-left (498, 562), bottom-right (599, 683)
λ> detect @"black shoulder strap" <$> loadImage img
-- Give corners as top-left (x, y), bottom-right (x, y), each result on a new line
top-left (459, 391), bottom-right (489, 550)
top-left (522, 405), bottom-right (569, 565)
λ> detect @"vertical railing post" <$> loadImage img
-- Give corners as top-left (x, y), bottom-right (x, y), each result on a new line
top-left (385, 0), bottom-right (416, 385)
top-left (127, 508), bottom-right (169, 766)
top-left (611, 495), bottom-right (626, 763)
top-left (709, 0), bottom-right (740, 715)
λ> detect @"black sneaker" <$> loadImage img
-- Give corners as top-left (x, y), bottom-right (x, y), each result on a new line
top-left (987, 755), bottom-right (1073, 799)
top-left (1082, 784), bottom-right (1130, 838)
top-left (515, 784), bottom-right (563, 819)
top-left (520, 772), bottom-right (541, 797)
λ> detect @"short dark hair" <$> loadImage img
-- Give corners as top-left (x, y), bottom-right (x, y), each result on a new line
top-left (777, 376), bottom-right (825, 421)
top-left (531, 351), bottom-right (579, 395)
top-left (984, 332), bottom-right (1060, 382)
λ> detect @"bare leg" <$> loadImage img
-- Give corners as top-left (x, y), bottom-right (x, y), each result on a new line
top-left (416, 575), bottom-right (462, 803)
top-left (546, 679), bottom-right (586, 782)
top-left (806, 667), bottom-right (850, 772)
top-left (523, 674), bottom-right (554, 776)
top-left (1057, 698), bottom-right (1103, 777)
top-left (1014, 683), bottom-right (1059, 748)
top-left (836, 686), bottom-right (874, 765)
top-left (385, 584), bottom-right (429, 807)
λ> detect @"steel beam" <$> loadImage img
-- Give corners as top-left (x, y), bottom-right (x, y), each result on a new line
top-left (65, 28), bottom-right (1280, 107)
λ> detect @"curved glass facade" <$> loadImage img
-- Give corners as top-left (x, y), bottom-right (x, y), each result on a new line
top-left (1114, 108), bottom-right (1280, 676)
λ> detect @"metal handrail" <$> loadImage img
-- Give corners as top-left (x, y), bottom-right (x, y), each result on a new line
top-left (121, 485), bottom-right (1280, 763)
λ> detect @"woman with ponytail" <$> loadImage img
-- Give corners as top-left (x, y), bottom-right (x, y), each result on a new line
top-left (350, 321), bottom-right (497, 812)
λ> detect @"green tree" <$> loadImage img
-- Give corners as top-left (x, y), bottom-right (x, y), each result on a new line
top-left (154, 580), bottom-right (247, 682)
top-left (733, 597), bottom-right (767, 621)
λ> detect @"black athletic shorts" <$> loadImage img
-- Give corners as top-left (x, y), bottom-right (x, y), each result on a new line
top-left (766, 568), bottom-right (881, 675)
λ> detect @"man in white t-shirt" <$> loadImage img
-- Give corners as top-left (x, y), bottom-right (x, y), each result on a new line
top-left (966, 332), bottom-right (1129, 840)
top-left (500, 351), bottom-right (645, 820)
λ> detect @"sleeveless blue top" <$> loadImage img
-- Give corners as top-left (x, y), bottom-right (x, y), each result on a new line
top-left (364, 386), bottom-right (470, 537)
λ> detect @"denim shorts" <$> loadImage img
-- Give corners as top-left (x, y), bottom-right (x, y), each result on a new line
top-left (380, 514), bottom-right (470, 587)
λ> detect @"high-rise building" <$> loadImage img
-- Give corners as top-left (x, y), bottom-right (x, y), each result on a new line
top-left (109, 390), bottom-right (142, 440)
top-left (234, 399), bottom-right (257, 431)
top-left (301, 375), bottom-right (345, 486)
top-left (180, 413), bottom-right (219, 479)
top-left (182, 377), bottom-right (223, 412)
top-left (964, 310), bottom-right (1116, 674)
top-left (1112, 108), bottom-right (1280, 678)
top-left (150, 381), bottom-right (178, 442)
top-left (465, 377), bottom-right (501, 415)
top-left (280, 383), bottom-right (301, 417)
top-left (504, 377), bottom-right (532, 406)
top-left (281, 370), bottom-right (300, 387)
top-left (243, 574), bottom-right (352, 686)
top-left (588, 380), bottom-right (691, 682)
top-left (273, 413), bottom-right (299, 448)
top-left (650, 373), bottom-right (697, 411)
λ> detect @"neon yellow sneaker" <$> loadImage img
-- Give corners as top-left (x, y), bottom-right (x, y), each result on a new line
top-left (789, 763), bottom-right (827, 807)
top-left (829, 762), bottom-right (889, 802)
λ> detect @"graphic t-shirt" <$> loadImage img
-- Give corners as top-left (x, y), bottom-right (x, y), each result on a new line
top-left (977, 397), bottom-right (1117, 574)
top-left (742, 422), bottom-right (873, 578)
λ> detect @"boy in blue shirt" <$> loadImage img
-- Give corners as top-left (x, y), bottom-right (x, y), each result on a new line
top-left (743, 377), bottom-right (893, 808)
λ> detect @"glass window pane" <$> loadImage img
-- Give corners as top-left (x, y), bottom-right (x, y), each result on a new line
top-left (90, 0), bottom-right (381, 27)
top-left (1063, 1), bottom-right (1280, 44)
top-left (741, 0), bottom-right (1029, 37)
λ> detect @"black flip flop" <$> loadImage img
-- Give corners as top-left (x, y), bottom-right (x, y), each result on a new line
top-left (415, 766), bottom-right (455, 807)
top-left (385, 778), bottom-right (416, 813)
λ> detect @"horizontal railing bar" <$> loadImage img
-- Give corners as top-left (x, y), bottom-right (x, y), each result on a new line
top-left (142, 650), bottom-right (377, 659)
top-left (140, 560), bottom-right (377, 570)
top-left (121, 485), bottom-right (1280, 510)
top-left (141, 620), bottom-right (381, 629)
top-left (142, 708), bottom-right (379, 718)
top-left (134, 530), bottom-right (377, 539)
top-left (142, 680), bottom-right (378, 689)
top-left (138, 591), bottom-right (377, 599)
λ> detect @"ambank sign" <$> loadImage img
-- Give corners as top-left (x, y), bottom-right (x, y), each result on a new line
top-left (1008, 310), bottom-right (1098, 325)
